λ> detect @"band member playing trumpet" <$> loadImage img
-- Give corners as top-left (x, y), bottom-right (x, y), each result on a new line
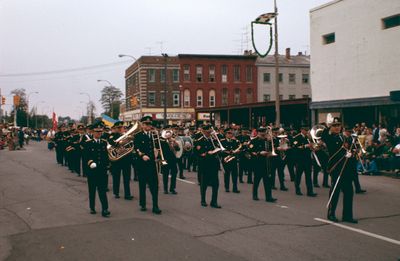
top-left (195, 124), bottom-right (222, 208)
top-left (321, 118), bottom-right (357, 223)
top-left (248, 127), bottom-right (277, 202)
top-left (133, 116), bottom-right (162, 215)
top-left (221, 128), bottom-right (241, 193)
top-left (160, 129), bottom-right (180, 194)
top-left (84, 121), bottom-right (110, 217)
top-left (293, 126), bottom-right (318, 197)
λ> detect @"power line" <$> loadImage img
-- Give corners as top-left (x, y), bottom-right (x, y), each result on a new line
top-left (0, 60), bottom-right (131, 78)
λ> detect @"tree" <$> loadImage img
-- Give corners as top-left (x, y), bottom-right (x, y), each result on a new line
top-left (99, 86), bottom-right (122, 119)
top-left (10, 88), bottom-right (28, 127)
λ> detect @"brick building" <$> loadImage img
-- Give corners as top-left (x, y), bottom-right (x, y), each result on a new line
top-left (177, 54), bottom-right (258, 124)
top-left (120, 55), bottom-right (194, 124)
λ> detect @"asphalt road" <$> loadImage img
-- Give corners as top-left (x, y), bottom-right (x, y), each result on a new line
top-left (0, 142), bottom-right (399, 261)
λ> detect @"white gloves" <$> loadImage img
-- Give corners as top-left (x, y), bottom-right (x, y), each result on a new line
top-left (345, 152), bottom-right (352, 158)
top-left (90, 162), bottom-right (97, 169)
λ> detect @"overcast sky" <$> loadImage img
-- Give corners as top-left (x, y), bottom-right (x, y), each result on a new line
top-left (0, 0), bottom-right (330, 120)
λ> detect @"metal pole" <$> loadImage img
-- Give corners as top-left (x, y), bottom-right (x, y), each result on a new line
top-left (274, 0), bottom-right (280, 127)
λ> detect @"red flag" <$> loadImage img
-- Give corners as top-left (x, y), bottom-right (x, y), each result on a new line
top-left (52, 112), bottom-right (57, 130)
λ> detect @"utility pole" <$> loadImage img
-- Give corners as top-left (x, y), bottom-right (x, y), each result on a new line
top-left (162, 53), bottom-right (168, 127)
top-left (274, 0), bottom-right (280, 127)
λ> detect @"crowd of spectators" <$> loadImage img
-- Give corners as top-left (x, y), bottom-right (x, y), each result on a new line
top-left (0, 123), bottom-right (49, 151)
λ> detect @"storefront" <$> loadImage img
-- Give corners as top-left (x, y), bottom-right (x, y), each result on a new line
top-left (120, 108), bottom-right (195, 126)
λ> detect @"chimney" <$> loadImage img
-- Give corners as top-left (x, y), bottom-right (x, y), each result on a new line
top-left (298, 52), bottom-right (303, 56)
top-left (285, 48), bottom-right (291, 59)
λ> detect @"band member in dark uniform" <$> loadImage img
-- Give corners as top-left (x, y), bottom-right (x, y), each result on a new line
top-left (54, 124), bottom-right (66, 165)
top-left (293, 126), bottom-right (317, 197)
top-left (108, 121), bottom-right (133, 200)
top-left (221, 128), bottom-right (241, 193)
top-left (237, 128), bottom-right (252, 184)
top-left (192, 127), bottom-right (204, 185)
top-left (271, 127), bottom-right (288, 191)
top-left (160, 129), bottom-right (180, 194)
top-left (195, 124), bottom-right (222, 208)
top-left (84, 121), bottom-right (110, 217)
top-left (321, 118), bottom-right (358, 223)
top-left (79, 125), bottom-right (92, 177)
top-left (133, 116), bottom-right (162, 214)
top-left (248, 127), bottom-right (277, 203)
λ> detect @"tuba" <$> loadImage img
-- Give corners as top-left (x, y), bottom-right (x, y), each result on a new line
top-left (107, 121), bottom-right (141, 161)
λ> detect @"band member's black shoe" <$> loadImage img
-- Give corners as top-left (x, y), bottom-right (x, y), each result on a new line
top-left (327, 215), bottom-right (339, 222)
top-left (314, 184), bottom-right (320, 188)
top-left (280, 187), bottom-right (288, 191)
top-left (101, 210), bottom-right (110, 217)
top-left (247, 181), bottom-right (253, 184)
top-left (90, 209), bottom-right (96, 214)
top-left (124, 196), bottom-right (133, 200)
top-left (106, 188), bottom-right (110, 192)
top-left (179, 176), bottom-right (186, 179)
top-left (342, 218), bottom-right (358, 224)
top-left (140, 206), bottom-right (147, 212)
top-left (296, 191), bottom-right (303, 196)
top-left (355, 189), bottom-right (366, 194)
top-left (225, 189), bottom-right (230, 192)
top-left (252, 197), bottom-right (260, 201)
top-left (266, 197), bottom-right (277, 203)
top-left (114, 195), bottom-right (120, 199)
top-left (210, 204), bottom-right (222, 209)
top-left (307, 193), bottom-right (317, 197)
top-left (201, 202), bottom-right (208, 207)
top-left (164, 191), bottom-right (169, 194)
top-left (323, 185), bottom-right (330, 188)
top-left (152, 208), bottom-right (162, 215)
top-left (233, 190), bottom-right (240, 193)
top-left (239, 179), bottom-right (244, 183)
top-left (272, 186), bottom-right (277, 190)
top-left (170, 190), bottom-right (178, 195)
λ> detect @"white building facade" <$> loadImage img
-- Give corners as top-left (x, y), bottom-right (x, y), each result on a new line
top-left (310, 0), bottom-right (400, 127)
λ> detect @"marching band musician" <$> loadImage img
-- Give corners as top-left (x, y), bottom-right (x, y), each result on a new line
top-left (84, 121), bottom-right (110, 217)
top-left (108, 121), bottom-right (133, 200)
top-left (221, 128), bottom-right (241, 193)
top-left (271, 127), bottom-right (288, 191)
top-left (248, 127), bottom-right (277, 203)
top-left (237, 128), bottom-right (252, 184)
top-left (195, 124), bottom-right (222, 208)
top-left (79, 124), bottom-right (92, 178)
top-left (286, 128), bottom-right (298, 182)
top-left (312, 138), bottom-right (330, 188)
top-left (192, 126), bottom-right (204, 185)
top-left (160, 129), bottom-right (180, 194)
top-left (321, 118), bottom-right (358, 223)
top-left (133, 116), bottom-right (162, 214)
top-left (54, 124), bottom-right (67, 166)
top-left (292, 126), bottom-right (318, 197)
top-left (176, 127), bottom-right (187, 180)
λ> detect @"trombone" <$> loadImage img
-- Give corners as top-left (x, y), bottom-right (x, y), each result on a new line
top-left (151, 130), bottom-right (168, 174)
top-left (266, 126), bottom-right (277, 156)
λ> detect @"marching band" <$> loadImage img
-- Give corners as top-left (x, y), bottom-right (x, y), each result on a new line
top-left (52, 115), bottom-right (366, 223)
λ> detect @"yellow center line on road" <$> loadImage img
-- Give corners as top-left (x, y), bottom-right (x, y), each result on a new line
top-left (314, 218), bottom-right (400, 246)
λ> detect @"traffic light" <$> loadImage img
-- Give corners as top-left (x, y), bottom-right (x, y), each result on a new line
top-left (1, 96), bottom-right (5, 105)
top-left (130, 96), bottom-right (138, 107)
top-left (13, 95), bottom-right (20, 106)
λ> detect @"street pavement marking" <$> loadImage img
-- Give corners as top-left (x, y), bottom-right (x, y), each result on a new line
top-left (314, 218), bottom-right (400, 246)
top-left (158, 173), bottom-right (196, 185)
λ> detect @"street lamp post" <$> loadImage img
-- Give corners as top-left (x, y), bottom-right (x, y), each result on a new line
top-left (162, 53), bottom-right (168, 127)
top-left (27, 91), bottom-right (39, 128)
top-left (79, 92), bottom-right (92, 124)
top-left (273, 0), bottom-right (280, 127)
top-left (118, 54), bottom-right (139, 120)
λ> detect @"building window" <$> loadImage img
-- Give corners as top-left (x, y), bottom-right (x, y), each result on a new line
top-left (148, 92), bottom-right (155, 106)
top-left (246, 66), bottom-right (253, 82)
top-left (263, 73), bottom-right (271, 83)
top-left (234, 88), bottom-right (240, 104)
top-left (148, 69), bottom-right (156, 83)
top-left (221, 65), bottom-right (228, 83)
top-left (196, 65), bottom-right (203, 82)
top-left (279, 73), bottom-right (283, 83)
top-left (209, 65), bottom-right (216, 82)
top-left (323, 33), bottom-right (335, 45)
top-left (279, 95), bottom-right (283, 100)
top-left (302, 95), bottom-right (309, 99)
top-left (184, 89), bottom-right (190, 107)
top-left (302, 74), bottom-right (309, 84)
top-left (289, 95), bottom-right (296, 100)
top-left (246, 88), bottom-right (253, 103)
top-left (382, 14), bottom-right (400, 29)
top-left (222, 88), bottom-right (228, 106)
top-left (160, 69), bottom-right (166, 83)
top-left (289, 73), bottom-right (296, 84)
top-left (233, 65), bottom-right (240, 82)
top-left (196, 89), bottom-right (203, 107)
top-left (209, 89), bottom-right (216, 107)
top-left (263, 94), bottom-right (270, 102)
top-left (183, 65), bottom-right (190, 81)
top-left (173, 92), bottom-right (179, 107)
top-left (160, 92), bottom-right (165, 106)
top-left (173, 69), bottom-right (179, 82)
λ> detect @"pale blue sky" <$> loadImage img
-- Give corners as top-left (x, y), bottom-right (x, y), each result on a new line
top-left (0, 0), bottom-right (331, 119)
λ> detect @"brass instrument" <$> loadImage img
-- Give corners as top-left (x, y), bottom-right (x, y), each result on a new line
top-left (151, 130), bottom-right (168, 168)
top-left (223, 143), bottom-right (242, 163)
top-left (277, 134), bottom-right (289, 160)
top-left (267, 126), bottom-right (277, 156)
top-left (210, 127), bottom-right (226, 152)
top-left (107, 121), bottom-right (141, 161)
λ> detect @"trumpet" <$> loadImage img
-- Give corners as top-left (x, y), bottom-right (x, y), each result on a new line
top-left (223, 143), bottom-right (242, 163)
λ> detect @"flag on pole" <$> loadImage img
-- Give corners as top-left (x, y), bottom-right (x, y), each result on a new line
top-left (101, 114), bottom-right (117, 127)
